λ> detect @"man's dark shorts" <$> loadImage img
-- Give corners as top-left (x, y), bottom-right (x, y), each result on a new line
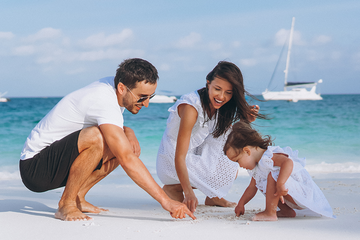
top-left (19, 130), bottom-right (102, 193)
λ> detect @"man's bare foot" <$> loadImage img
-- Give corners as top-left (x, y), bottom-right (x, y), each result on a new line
top-left (55, 204), bottom-right (92, 221)
top-left (252, 211), bottom-right (278, 221)
top-left (77, 199), bottom-right (108, 213)
top-left (204, 197), bottom-right (237, 208)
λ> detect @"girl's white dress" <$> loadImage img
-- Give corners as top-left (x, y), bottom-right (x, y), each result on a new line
top-left (249, 146), bottom-right (335, 218)
top-left (156, 91), bottom-right (239, 198)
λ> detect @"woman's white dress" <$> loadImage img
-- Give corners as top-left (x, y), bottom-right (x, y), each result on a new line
top-left (156, 91), bottom-right (239, 198)
top-left (249, 146), bottom-right (335, 218)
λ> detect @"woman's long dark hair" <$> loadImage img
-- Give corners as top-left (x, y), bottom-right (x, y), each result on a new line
top-left (198, 61), bottom-right (265, 138)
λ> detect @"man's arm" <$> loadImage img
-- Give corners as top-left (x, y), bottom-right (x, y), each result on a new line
top-left (123, 126), bottom-right (141, 157)
top-left (99, 124), bottom-right (196, 220)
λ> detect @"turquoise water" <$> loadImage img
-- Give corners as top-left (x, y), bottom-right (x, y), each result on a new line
top-left (0, 94), bottom-right (359, 179)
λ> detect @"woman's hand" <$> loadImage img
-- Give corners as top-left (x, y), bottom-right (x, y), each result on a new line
top-left (183, 191), bottom-right (198, 213)
top-left (248, 105), bottom-right (259, 122)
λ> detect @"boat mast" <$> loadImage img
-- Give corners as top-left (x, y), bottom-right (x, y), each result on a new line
top-left (284, 17), bottom-right (295, 91)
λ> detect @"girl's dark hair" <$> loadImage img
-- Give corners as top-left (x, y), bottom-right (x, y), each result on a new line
top-left (198, 61), bottom-right (265, 138)
top-left (114, 58), bottom-right (159, 89)
top-left (223, 121), bottom-right (273, 155)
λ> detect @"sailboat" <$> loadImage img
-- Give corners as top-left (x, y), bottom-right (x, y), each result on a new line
top-left (262, 17), bottom-right (323, 102)
top-left (0, 92), bottom-right (9, 102)
top-left (149, 94), bottom-right (177, 103)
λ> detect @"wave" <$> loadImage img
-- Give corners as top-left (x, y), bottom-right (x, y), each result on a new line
top-left (305, 162), bottom-right (360, 173)
top-left (2, 162), bottom-right (360, 181)
top-left (0, 170), bottom-right (20, 181)
top-left (236, 161), bottom-right (360, 176)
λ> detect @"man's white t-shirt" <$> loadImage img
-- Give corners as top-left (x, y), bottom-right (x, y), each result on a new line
top-left (20, 77), bottom-right (125, 160)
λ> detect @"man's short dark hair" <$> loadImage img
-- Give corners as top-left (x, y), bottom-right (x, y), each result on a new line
top-left (114, 58), bottom-right (159, 89)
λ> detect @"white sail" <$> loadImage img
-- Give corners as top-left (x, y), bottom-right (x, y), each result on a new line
top-left (262, 17), bottom-right (323, 102)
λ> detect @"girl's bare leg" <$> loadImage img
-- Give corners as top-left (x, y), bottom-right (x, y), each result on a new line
top-left (252, 173), bottom-right (279, 221)
top-left (204, 197), bottom-right (237, 207)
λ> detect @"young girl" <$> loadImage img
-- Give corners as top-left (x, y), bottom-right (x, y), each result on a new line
top-left (156, 61), bottom-right (261, 213)
top-left (223, 121), bottom-right (335, 221)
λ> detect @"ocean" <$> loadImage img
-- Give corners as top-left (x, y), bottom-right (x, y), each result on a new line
top-left (0, 94), bottom-right (359, 180)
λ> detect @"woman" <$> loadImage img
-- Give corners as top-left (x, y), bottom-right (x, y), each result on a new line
top-left (156, 61), bottom-right (261, 213)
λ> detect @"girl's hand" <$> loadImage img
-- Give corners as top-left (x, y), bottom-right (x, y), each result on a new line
top-left (235, 203), bottom-right (245, 217)
top-left (183, 192), bottom-right (198, 213)
top-left (274, 183), bottom-right (288, 204)
top-left (248, 105), bottom-right (259, 122)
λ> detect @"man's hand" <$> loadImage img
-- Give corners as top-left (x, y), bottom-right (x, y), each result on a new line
top-left (123, 126), bottom-right (141, 157)
top-left (162, 199), bottom-right (196, 220)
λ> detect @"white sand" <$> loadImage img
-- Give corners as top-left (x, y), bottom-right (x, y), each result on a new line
top-left (1, 171), bottom-right (359, 240)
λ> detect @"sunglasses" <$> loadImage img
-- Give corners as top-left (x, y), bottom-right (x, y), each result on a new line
top-left (126, 86), bottom-right (156, 103)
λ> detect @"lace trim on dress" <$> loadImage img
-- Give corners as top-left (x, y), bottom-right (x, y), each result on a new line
top-left (168, 91), bottom-right (213, 149)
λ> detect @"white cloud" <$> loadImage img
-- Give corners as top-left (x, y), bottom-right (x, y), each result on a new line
top-left (158, 63), bottom-right (170, 71)
top-left (13, 45), bottom-right (35, 56)
top-left (77, 48), bottom-right (144, 62)
top-left (331, 51), bottom-right (342, 60)
top-left (26, 28), bottom-right (62, 42)
top-left (80, 29), bottom-right (133, 48)
top-left (232, 41), bottom-right (241, 48)
top-left (65, 67), bottom-right (86, 75)
top-left (207, 42), bottom-right (222, 51)
top-left (239, 58), bottom-right (257, 67)
top-left (274, 29), bottom-right (305, 46)
top-left (313, 35), bottom-right (332, 44)
top-left (353, 51), bottom-right (360, 70)
top-left (0, 32), bottom-right (15, 40)
top-left (175, 32), bottom-right (201, 48)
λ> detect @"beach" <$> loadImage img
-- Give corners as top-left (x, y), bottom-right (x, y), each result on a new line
top-left (1, 171), bottom-right (360, 240)
top-left (1, 95), bottom-right (360, 239)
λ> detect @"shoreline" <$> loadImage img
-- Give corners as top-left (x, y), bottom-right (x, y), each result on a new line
top-left (1, 173), bottom-right (359, 240)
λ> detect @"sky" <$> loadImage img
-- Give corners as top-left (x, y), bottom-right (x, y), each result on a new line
top-left (0, 0), bottom-right (359, 97)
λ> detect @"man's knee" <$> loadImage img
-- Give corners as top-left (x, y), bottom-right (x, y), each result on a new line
top-left (79, 126), bottom-right (105, 152)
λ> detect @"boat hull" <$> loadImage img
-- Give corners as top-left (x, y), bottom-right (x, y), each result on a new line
top-left (262, 87), bottom-right (322, 102)
top-left (149, 95), bottom-right (177, 103)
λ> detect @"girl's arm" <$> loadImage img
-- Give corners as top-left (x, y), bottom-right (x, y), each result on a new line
top-left (271, 153), bottom-right (294, 203)
top-left (175, 103), bottom-right (198, 213)
top-left (235, 177), bottom-right (258, 217)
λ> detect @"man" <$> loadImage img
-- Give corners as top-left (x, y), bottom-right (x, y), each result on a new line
top-left (19, 58), bottom-right (195, 221)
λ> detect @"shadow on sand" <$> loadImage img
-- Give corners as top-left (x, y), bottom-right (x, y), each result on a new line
top-left (0, 199), bottom-right (56, 219)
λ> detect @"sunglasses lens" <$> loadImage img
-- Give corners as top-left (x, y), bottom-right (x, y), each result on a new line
top-left (137, 94), bottom-right (155, 103)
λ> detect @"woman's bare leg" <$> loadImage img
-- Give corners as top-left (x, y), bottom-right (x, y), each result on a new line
top-left (163, 184), bottom-right (184, 202)
top-left (204, 197), bottom-right (237, 207)
top-left (277, 196), bottom-right (296, 218)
